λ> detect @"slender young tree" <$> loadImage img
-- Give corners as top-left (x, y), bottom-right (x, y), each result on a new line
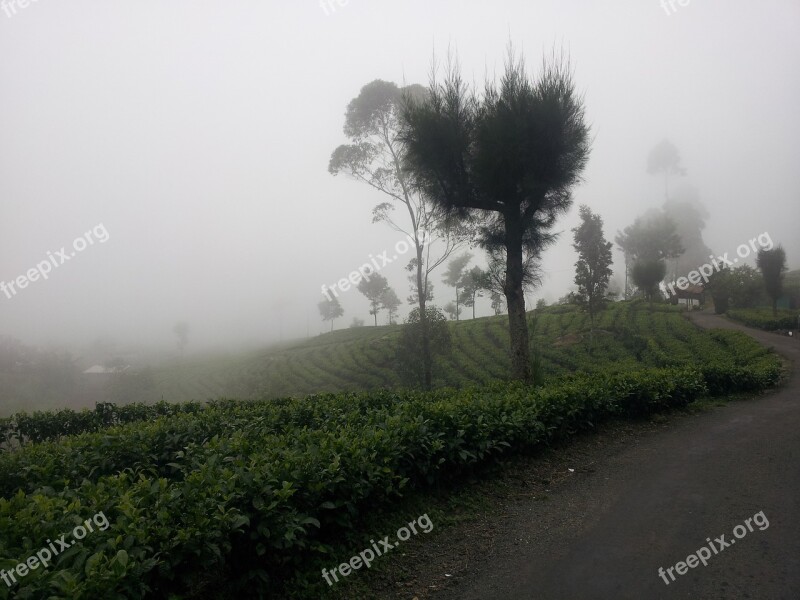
top-left (572, 205), bottom-right (613, 342)
top-left (402, 50), bottom-right (591, 382)
top-left (357, 273), bottom-right (390, 326)
top-left (442, 253), bottom-right (472, 321)
top-left (318, 296), bottom-right (344, 332)
top-left (330, 80), bottom-right (471, 388)
top-left (756, 245), bottom-right (787, 316)
top-left (380, 287), bottom-right (402, 324)
top-left (459, 265), bottom-right (490, 319)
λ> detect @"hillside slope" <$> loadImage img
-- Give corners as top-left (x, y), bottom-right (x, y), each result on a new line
top-left (150, 302), bottom-right (772, 403)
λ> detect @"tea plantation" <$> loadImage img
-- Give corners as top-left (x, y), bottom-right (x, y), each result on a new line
top-left (0, 301), bottom-right (784, 599)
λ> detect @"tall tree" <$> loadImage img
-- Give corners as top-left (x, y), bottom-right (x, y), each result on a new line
top-left (357, 273), bottom-right (390, 325)
top-left (757, 245), bottom-right (787, 316)
top-left (571, 205), bottom-right (613, 340)
top-left (401, 50), bottom-right (591, 383)
top-left (380, 287), bottom-right (402, 324)
top-left (484, 246), bottom-right (542, 308)
top-left (330, 80), bottom-right (470, 389)
top-left (442, 253), bottom-right (472, 321)
top-left (318, 296), bottom-right (344, 332)
top-left (647, 139), bottom-right (686, 200)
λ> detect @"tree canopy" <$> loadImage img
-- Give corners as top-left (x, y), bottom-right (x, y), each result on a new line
top-left (401, 49), bottom-right (591, 382)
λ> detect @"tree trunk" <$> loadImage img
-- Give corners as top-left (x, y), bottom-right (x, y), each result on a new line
top-left (773, 297), bottom-right (778, 317)
top-left (503, 215), bottom-right (532, 383)
top-left (416, 243), bottom-right (433, 390)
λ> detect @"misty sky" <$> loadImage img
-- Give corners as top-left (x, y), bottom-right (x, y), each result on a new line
top-left (1, 0), bottom-right (798, 352)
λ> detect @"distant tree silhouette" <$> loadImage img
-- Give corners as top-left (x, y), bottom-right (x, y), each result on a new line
top-left (318, 296), bottom-right (344, 332)
top-left (757, 245), bottom-right (787, 316)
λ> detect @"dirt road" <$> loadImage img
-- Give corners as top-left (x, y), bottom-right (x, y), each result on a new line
top-left (432, 313), bottom-right (800, 600)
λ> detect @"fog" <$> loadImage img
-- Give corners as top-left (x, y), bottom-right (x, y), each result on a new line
top-left (1, 0), bottom-right (798, 355)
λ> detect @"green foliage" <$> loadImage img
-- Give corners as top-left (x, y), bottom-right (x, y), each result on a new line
top-left (706, 264), bottom-right (766, 312)
top-left (757, 245), bottom-right (788, 315)
top-left (357, 273), bottom-right (390, 326)
top-left (572, 205), bottom-right (613, 326)
top-left (631, 259), bottom-right (667, 304)
top-left (317, 296), bottom-right (344, 331)
top-left (459, 265), bottom-right (490, 319)
top-left (0, 345), bottom-right (782, 598)
top-left (395, 306), bottom-right (452, 387)
top-left (616, 212), bottom-right (683, 263)
top-left (727, 308), bottom-right (799, 331)
top-left (401, 49), bottom-right (591, 382)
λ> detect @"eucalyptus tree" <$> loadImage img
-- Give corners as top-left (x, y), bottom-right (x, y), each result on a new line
top-left (329, 80), bottom-right (470, 388)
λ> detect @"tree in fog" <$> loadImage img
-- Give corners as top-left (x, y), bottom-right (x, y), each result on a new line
top-left (357, 273), bottom-right (390, 326)
top-left (380, 287), bottom-right (402, 324)
top-left (173, 322), bottom-right (189, 354)
top-left (459, 266), bottom-right (490, 319)
top-left (706, 264), bottom-right (766, 313)
top-left (490, 291), bottom-right (505, 315)
top-left (647, 139), bottom-right (686, 200)
top-left (572, 205), bottom-right (613, 340)
top-left (443, 301), bottom-right (461, 321)
top-left (631, 259), bottom-right (666, 309)
top-left (442, 253), bottom-right (472, 321)
top-left (616, 212), bottom-right (683, 297)
top-left (757, 245), bottom-right (787, 316)
top-left (329, 79), bottom-right (471, 389)
top-left (396, 306), bottom-right (451, 388)
top-left (662, 187), bottom-right (714, 283)
top-left (318, 296), bottom-right (344, 332)
top-left (401, 50), bottom-right (591, 383)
